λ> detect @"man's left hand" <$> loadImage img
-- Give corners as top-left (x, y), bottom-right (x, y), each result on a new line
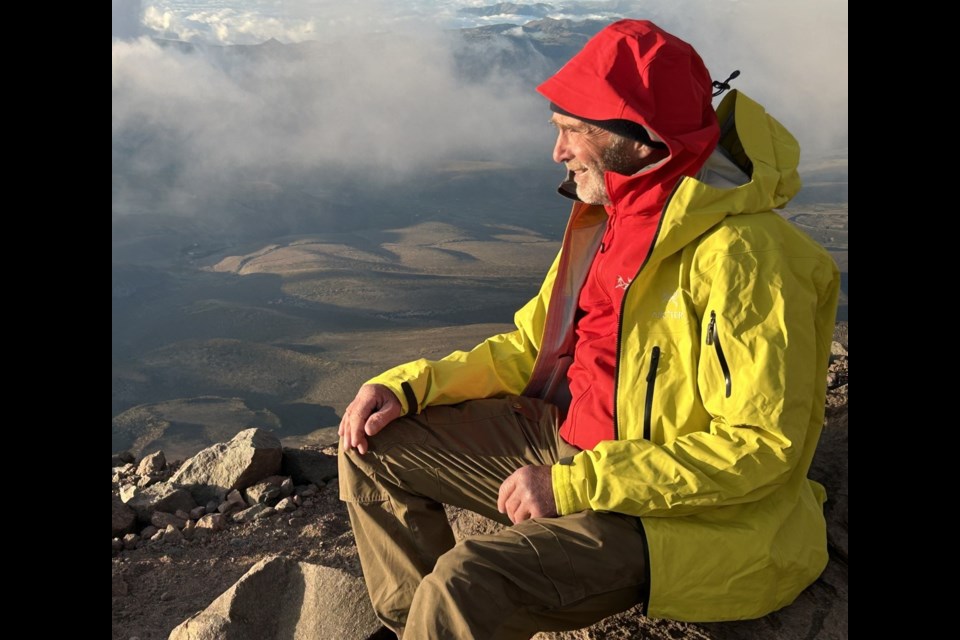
top-left (497, 465), bottom-right (558, 524)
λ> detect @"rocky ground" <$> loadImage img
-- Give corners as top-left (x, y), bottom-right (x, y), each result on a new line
top-left (112, 329), bottom-right (848, 640)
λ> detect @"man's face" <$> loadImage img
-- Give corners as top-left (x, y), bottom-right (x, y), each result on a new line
top-left (549, 113), bottom-right (653, 205)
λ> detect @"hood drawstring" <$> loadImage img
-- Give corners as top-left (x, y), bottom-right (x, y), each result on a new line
top-left (712, 70), bottom-right (740, 97)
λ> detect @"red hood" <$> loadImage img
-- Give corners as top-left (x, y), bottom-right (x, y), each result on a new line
top-left (537, 20), bottom-right (720, 214)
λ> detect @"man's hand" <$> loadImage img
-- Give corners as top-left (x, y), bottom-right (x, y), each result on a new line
top-left (338, 384), bottom-right (402, 455)
top-left (497, 465), bottom-right (558, 524)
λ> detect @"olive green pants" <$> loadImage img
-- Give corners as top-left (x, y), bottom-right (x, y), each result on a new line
top-left (338, 395), bottom-right (649, 639)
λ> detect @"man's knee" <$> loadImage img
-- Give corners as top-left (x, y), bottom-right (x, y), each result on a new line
top-left (338, 440), bottom-right (389, 503)
top-left (427, 531), bottom-right (550, 602)
top-left (412, 540), bottom-right (509, 626)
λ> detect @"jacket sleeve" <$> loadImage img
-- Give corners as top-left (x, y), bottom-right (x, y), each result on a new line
top-left (552, 240), bottom-right (840, 517)
top-left (365, 252), bottom-right (560, 414)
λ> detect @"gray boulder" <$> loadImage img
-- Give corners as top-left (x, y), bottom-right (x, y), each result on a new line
top-left (112, 495), bottom-right (136, 537)
top-left (170, 428), bottom-right (283, 504)
top-left (125, 483), bottom-right (198, 522)
top-left (281, 447), bottom-right (338, 487)
top-left (168, 556), bottom-right (381, 640)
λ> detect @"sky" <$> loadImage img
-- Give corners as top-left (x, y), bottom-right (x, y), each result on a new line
top-left (112, 1), bottom-right (848, 221)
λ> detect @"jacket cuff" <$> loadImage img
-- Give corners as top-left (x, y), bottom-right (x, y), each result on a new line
top-left (552, 459), bottom-right (587, 515)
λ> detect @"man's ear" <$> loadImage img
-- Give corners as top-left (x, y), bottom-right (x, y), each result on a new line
top-left (631, 140), bottom-right (669, 165)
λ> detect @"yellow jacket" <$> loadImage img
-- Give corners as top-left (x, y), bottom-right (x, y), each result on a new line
top-left (367, 90), bottom-right (841, 621)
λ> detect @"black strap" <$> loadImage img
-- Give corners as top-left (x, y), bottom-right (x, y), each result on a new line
top-left (712, 70), bottom-right (741, 97)
top-left (400, 381), bottom-right (418, 416)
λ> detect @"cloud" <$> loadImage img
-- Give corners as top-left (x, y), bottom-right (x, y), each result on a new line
top-left (111, 26), bottom-right (553, 223)
top-left (112, 0), bottom-right (142, 39)
top-left (113, 1), bottom-right (847, 228)
top-left (638, 0), bottom-right (848, 160)
top-left (141, 1), bottom-right (412, 45)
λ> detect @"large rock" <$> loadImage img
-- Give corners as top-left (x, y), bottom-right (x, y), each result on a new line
top-left (112, 495), bottom-right (136, 537)
top-left (281, 447), bottom-right (338, 487)
top-left (124, 483), bottom-right (198, 522)
top-left (168, 556), bottom-right (382, 640)
top-left (170, 428), bottom-right (283, 504)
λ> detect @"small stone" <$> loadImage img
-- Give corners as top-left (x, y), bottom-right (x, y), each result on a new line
top-left (294, 484), bottom-right (319, 498)
top-left (189, 506), bottom-right (206, 520)
top-left (120, 484), bottom-right (139, 503)
top-left (151, 512), bottom-right (187, 529)
top-left (280, 477), bottom-right (294, 497)
top-left (196, 513), bottom-right (226, 532)
top-left (232, 503), bottom-right (273, 523)
top-left (164, 524), bottom-right (184, 543)
top-left (182, 520), bottom-right (196, 540)
top-left (140, 526), bottom-right (159, 540)
top-left (254, 507), bottom-right (277, 520)
top-left (137, 450), bottom-right (167, 476)
top-left (243, 479), bottom-right (283, 505)
top-left (292, 494), bottom-right (302, 506)
top-left (275, 497), bottom-right (297, 512)
top-left (137, 475), bottom-right (155, 488)
top-left (112, 538), bottom-right (124, 552)
top-left (150, 530), bottom-right (165, 542)
top-left (117, 463), bottom-right (136, 477)
top-left (205, 500), bottom-right (220, 513)
top-left (122, 533), bottom-right (140, 550)
top-left (160, 592), bottom-right (175, 602)
top-left (218, 490), bottom-right (247, 514)
top-left (174, 509), bottom-right (191, 521)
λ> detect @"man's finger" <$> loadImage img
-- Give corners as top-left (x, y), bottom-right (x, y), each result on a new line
top-left (497, 475), bottom-right (514, 514)
top-left (364, 410), bottom-right (389, 437)
top-left (355, 434), bottom-right (369, 455)
top-left (507, 494), bottom-right (527, 524)
top-left (511, 503), bottom-right (530, 525)
top-left (342, 396), bottom-right (375, 450)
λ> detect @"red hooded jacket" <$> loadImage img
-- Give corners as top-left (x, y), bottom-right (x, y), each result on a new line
top-left (536, 20), bottom-right (721, 450)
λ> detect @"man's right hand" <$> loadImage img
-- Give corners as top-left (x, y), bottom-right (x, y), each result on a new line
top-left (338, 384), bottom-right (402, 455)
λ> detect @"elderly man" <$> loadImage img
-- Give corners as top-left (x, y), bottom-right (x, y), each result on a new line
top-left (338, 19), bottom-right (839, 639)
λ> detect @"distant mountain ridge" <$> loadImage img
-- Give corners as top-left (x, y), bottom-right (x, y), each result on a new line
top-left (459, 2), bottom-right (557, 18)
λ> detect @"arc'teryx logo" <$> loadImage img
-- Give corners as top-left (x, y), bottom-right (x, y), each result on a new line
top-left (652, 289), bottom-right (685, 320)
top-left (615, 275), bottom-right (632, 290)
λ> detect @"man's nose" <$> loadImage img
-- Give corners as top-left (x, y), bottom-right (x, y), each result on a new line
top-left (552, 133), bottom-right (572, 164)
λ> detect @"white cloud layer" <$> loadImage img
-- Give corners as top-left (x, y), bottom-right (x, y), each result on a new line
top-left (114, 1), bottom-right (847, 220)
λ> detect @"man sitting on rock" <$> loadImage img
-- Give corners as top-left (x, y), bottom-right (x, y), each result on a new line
top-left (338, 18), bottom-right (840, 639)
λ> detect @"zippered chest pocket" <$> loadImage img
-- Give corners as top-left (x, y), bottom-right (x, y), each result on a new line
top-left (705, 310), bottom-right (732, 398)
top-left (643, 345), bottom-right (661, 440)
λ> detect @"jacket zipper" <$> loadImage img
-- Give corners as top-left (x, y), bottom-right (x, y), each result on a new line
top-left (612, 180), bottom-right (678, 440)
top-left (642, 346), bottom-right (661, 440)
top-left (705, 310), bottom-right (732, 398)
